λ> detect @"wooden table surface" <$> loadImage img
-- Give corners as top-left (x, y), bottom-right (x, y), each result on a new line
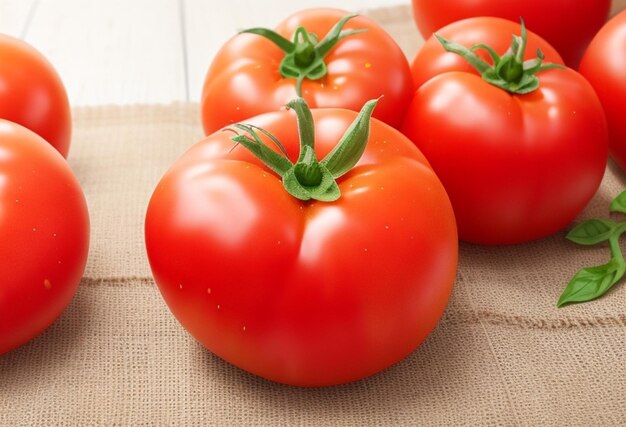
top-left (3, 1), bottom-right (626, 107)
top-left (0, 0), bottom-right (407, 107)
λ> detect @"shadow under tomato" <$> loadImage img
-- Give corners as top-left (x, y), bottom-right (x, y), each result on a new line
top-left (0, 284), bottom-right (91, 388)
top-left (187, 290), bottom-right (507, 425)
top-left (608, 159), bottom-right (626, 188)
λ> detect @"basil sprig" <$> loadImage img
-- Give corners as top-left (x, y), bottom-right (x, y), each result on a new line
top-left (559, 191), bottom-right (626, 307)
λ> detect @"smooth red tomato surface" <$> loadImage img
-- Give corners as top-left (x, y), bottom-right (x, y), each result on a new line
top-left (146, 108), bottom-right (458, 386)
top-left (411, 17), bottom-right (564, 89)
top-left (0, 120), bottom-right (89, 354)
top-left (580, 10), bottom-right (626, 172)
top-left (0, 34), bottom-right (72, 157)
top-left (201, 8), bottom-right (414, 134)
top-left (402, 67), bottom-right (608, 244)
top-left (411, 0), bottom-right (610, 67)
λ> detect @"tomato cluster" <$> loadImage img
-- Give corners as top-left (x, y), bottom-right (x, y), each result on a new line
top-left (0, 36), bottom-right (89, 354)
top-left (145, 5), bottom-right (626, 385)
top-left (5, 1), bottom-right (622, 387)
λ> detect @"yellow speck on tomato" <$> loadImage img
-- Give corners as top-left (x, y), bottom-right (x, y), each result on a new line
top-left (44, 279), bottom-right (52, 289)
top-left (364, 62), bottom-right (372, 69)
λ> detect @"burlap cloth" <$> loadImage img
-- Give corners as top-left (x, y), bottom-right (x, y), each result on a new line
top-left (2, 6), bottom-right (625, 427)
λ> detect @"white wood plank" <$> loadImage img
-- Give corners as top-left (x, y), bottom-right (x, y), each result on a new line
top-left (0, 0), bottom-right (37, 37)
top-left (184, 0), bottom-right (410, 103)
top-left (23, 0), bottom-right (186, 106)
top-left (7, 0), bottom-right (622, 108)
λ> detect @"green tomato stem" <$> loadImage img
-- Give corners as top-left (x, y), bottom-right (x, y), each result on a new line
top-left (229, 97), bottom-right (378, 202)
top-left (293, 28), bottom-right (317, 68)
top-left (240, 14), bottom-right (366, 96)
top-left (436, 18), bottom-right (564, 94)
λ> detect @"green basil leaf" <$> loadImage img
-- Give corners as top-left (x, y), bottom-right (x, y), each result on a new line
top-left (557, 260), bottom-right (623, 307)
top-left (566, 219), bottom-right (617, 245)
top-left (610, 190), bottom-right (626, 214)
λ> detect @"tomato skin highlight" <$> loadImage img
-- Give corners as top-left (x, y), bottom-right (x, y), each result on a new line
top-left (579, 10), bottom-right (626, 173)
top-left (402, 67), bottom-right (608, 244)
top-left (0, 34), bottom-right (72, 157)
top-left (200, 8), bottom-right (414, 134)
top-left (146, 108), bottom-right (458, 386)
top-left (0, 120), bottom-right (89, 354)
top-left (411, 0), bottom-right (610, 67)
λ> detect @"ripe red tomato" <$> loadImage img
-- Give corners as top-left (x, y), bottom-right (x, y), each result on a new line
top-left (0, 34), bottom-right (72, 157)
top-left (401, 19), bottom-right (608, 245)
top-left (146, 100), bottom-right (457, 386)
top-left (200, 8), bottom-right (414, 134)
top-left (0, 120), bottom-right (89, 354)
top-left (411, 0), bottom-right (610, 67)
top-left (579, 10), bottom-right (626, 172)
top-left (411, 17), bottom-right (563, 89)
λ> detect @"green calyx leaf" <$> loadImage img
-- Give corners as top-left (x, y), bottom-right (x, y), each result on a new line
top-left (240, 14), bottom-right (366, 96)
top-left (559, 192), bottom-right (626, 307)
top-left (436, 18), bottom-right (564, 95)
top-left (230, 124), bottom-right (292, 176)
top-left (229, 97), bottom-right (378, 202)
top-left (321, 98), bottom-right (378, 178)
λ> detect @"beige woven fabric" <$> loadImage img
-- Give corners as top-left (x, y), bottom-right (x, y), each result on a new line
top-left (2, 6), bottom-right (626, 427)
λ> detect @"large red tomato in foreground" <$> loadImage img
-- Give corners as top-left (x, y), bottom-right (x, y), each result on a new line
top-left (201, 8), bottom-right (413, 134)
top-left (146, 100), bottom-right (457, 386)
top-left (580, 9), bottom-right (626, 172)
top-left (0, 34), bottom-right (72, 157)
top-left (411, 0), bottom-right (610, 67)
top-left (0, 120), bottom-right (89, 354)
top-left (401, 20), bottom-right (608, 245)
